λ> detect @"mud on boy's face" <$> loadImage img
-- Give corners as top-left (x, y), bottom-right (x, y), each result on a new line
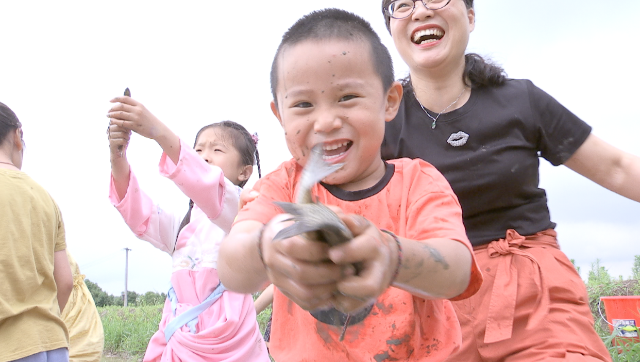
top-left (270, 38), bottom-right (402, 191)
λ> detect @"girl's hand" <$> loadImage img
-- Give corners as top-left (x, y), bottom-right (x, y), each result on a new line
top-left (328, 214), bottom-right (399, 314)
top-left (260, 214), bottom-right (345, 311)
top-left (108, 123), bottom-right (131, 158)
top-left (107, 96), bottom-right (166, 140)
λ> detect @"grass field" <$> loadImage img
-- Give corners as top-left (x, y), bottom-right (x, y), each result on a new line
top-left (99, 260), bottom-right (639, 361)
top-left (99, 302), bottom-right (272, 362)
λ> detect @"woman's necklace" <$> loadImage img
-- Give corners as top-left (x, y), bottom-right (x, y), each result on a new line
top-left (414, 88), bottom-right (466, 129)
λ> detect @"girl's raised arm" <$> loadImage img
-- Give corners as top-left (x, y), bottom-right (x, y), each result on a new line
top-left (107, 96), bottom-right (181, 164)
top-left (108, 123), bottom-right (131, 200)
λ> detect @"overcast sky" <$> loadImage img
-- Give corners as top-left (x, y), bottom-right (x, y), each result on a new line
top-left (1, 1), bottom-right (638, 296)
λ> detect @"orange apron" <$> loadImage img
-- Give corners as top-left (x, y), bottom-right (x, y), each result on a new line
top-left (445, 229), bottom-right (612, 362)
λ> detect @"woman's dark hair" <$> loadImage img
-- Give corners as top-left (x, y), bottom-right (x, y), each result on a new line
top-left (0, 102), bottom-right (22, 145)
top-left (175, 121), bottom-right (261, 244)
top-left (381, 0), bottom-right (506, 88)
top-left (270, 8), bottom-right (395, 104)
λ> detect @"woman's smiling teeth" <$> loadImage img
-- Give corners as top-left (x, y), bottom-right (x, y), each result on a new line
top-left (322, 141), bottom-right (351, 160)
top-left (413, 28), bottom-right (444, 44)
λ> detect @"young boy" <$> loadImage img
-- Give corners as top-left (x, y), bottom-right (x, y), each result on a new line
top-left (218, 8), bottom-right (482, 361)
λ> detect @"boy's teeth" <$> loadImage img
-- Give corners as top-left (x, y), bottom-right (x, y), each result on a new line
top-left (413, 28), bottom-right (444, 44)
top-left (323, 142), bottom-right (349, 151)
top-left (323, 152), bottom-right (345, 161)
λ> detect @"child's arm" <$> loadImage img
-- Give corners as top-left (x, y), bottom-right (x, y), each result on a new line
top-left (158, 139), bottom-right (239, 233)
top-left (108, 96), bottom-right (181, 164)
top-left (108, 97), bottom-right (236, 231)
top-left (53, 249), bottom-right (73, 312)
top-left (219, 215), bottom-right (344, 311)
top-left (254, 284), bottom-right (274, 314)
top-left (327, 213), bottom-right (472, 313)
top-left (108, 123), bottom-right (131, 200)
top-left (107, 121), bottom-right (180, 254)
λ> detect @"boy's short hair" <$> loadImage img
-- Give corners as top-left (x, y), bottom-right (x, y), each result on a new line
top-left (270, 8), bottom-right (394, 104)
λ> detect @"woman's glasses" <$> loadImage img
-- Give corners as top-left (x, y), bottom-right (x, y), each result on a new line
top-left (384, 0), bottom-right (452, 19)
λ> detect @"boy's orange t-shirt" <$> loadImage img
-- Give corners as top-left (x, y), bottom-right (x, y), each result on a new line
top-left (236, 158), bottom-right (482, 362)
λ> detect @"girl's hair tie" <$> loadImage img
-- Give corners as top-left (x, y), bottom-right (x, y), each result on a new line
top-left (251, 133), bottom-right (259, 145)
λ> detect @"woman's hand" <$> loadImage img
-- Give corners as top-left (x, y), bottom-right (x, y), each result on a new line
top-left (260, 213), bottom-right (346, 311)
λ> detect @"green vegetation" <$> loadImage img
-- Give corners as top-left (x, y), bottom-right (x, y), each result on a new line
top-left (99, 292), bottom-right (272, 361)
top-left (584, 256), bottom-right (640, 361)
top-left (100, 305), bottom-right (163, 360)
top-left (96, 257), bottom-right (640, 361)
top-left (87, 280), bottom-right (166, 307)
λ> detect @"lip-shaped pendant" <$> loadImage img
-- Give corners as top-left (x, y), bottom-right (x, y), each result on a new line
top-left (447, 131), bottom-right (469, 147)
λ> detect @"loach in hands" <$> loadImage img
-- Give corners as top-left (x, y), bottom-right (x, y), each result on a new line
top-left (117, 87), bottom-right (131, 155)
top-left (272, 144), bottom-right (374, 342)
top-left (274, 144), bottom-right (351, 246)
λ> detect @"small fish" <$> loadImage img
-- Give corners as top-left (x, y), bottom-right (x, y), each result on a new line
top-left (118, 88), bottom-right (131, 156)
top-left (273, 145), bottom-right (372, 342)
top-left (273, 144), bottom-right (351, 245)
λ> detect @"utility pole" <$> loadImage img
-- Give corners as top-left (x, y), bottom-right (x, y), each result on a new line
top-left (124, 248), bottom-right (131, 307)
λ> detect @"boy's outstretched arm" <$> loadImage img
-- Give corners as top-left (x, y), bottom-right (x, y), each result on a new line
top-left (218, 220), bottom-right (270, 294)
top-left (219, 216), bottom-right (344, 311)
top-left (328, 214), bottom-right (472, 313)
top-left (391, 236), bottom-right (471, 298)
top-left (107, 96), bottom-right (181, 164)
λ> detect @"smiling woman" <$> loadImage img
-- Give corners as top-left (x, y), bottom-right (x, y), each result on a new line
top-left (379, 0), bottom-right (640, 361)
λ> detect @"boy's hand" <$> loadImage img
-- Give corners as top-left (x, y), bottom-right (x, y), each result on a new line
top-left (260, 213), bottom-right (346, 311)
top-left (328, 214), bottom-right (399, 314)
top-left (108, 123), bottom-right (131, 158)
top-left (239, 188), bottom-right (259, 210)
top-left (107, 96), bottom-right (166, 141)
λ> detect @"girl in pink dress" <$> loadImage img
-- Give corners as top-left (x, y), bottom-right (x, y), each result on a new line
top-left (106, 93), bottom-right (269, 362)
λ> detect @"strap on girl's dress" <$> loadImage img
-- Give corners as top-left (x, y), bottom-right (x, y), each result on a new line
top-left (164, 281), bottom-right (226, 342)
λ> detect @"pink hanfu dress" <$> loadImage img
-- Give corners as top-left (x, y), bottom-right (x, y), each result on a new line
top-left (109, 139), bottom-right (269, 362)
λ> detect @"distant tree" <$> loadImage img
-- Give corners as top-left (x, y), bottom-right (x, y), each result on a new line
top-left (632, 255), bottom-right (640, 281)
top-left (570, 259), bottom-right (581, 276)
top-left (85, 279), bottom-right (113, 307)
top-left (140, 291), bottom-right (167, 306)
top-left (127, 291), bottom-right (139, 306)
top-left (119, 291), bottom-right (140, 306)
top-left (85, 279), bottom-right (166, 307)
top-left (587, 259), bottom-right (612, 287)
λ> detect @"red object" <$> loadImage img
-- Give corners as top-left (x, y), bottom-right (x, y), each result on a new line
top-left (600, 296), bottom-right (640, 345)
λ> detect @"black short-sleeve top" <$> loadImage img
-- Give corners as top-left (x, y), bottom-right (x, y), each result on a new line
top-left (381, 79), bottom-right (592, 246)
